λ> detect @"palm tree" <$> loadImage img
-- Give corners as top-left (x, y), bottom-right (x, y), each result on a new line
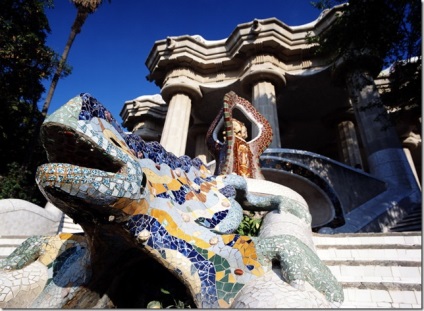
top-left (41, 0), bottom-right (105, 118)
top-left (25, 0), bottom-right (106, 171)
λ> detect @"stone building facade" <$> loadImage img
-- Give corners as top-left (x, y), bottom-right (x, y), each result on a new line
top-left (120, 5), bottom-right (421, 233)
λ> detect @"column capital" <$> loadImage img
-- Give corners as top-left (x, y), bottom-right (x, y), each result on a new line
top-left (161, 76), bottom-right (202, 104)
top-left (120, 94), bottom-right (167, 131)
top-left (331, 49), bottom-right (383, 86)
top-left (402, 131), bottom-right (421, 150)
top-left (240, 54), bottom-right (286, 92)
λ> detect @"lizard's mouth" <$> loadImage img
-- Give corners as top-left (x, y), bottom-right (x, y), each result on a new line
top-left (36, 122), bottom-right (133, 224)
top-left (40, 122), bottom-right (125, 174)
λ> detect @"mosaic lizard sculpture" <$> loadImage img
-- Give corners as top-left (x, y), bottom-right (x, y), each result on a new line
top-left (0, 93), bottom-right (343, 308)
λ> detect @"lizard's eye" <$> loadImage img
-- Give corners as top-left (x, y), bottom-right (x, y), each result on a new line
top-left (140, 172), bottom-right (147, 194)
top-left (109, 137), bottom-right (121, 148)
top-left (103, 129), bottom-right (136, 157)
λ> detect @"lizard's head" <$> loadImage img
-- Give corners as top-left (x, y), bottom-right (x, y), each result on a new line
top-left (36, 93), bottom-right (146, 225)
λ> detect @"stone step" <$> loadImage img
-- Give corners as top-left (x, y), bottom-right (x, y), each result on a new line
top-left (313, 233), bottom-right (421, 265)
top-left (1, 215), bottom-right (83, 260)
top-left (315, 246), bottom-right (421, 262)
top-left (392, 211), bottom-right (422, 224)
top-left (0, 236), bottom-right (28, 259)
top-left (61, 222), bottom-right (84, 233)
top-left (402, 211), bottom-right (422, 219)
top-left (312, 232), bottom-right (421, 247)
top-left (389, 203), bottom-right (422, 232)
top-left (393, 216), bottom-right (422, 226)
top-left (390, 223), bottom-right (421, 232)
top-left (59, 214), bottom-right (83, 233)
top-left (312, 232), bottom-right (422, 308)
top-left (341, 288), bottom-right (421, 309)
top-left (0, 246), bottom-right (20, 259)
top-left (390, 216), bottom-right (422, 231)
top-left (326, 263), bottom-right (421, 285)
top-left (0, 232), bottom-right (421, 308)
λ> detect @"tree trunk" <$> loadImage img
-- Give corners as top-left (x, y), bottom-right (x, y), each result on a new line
top-left (25, 8), bottom-right (91, 171)
top-left (41, 8), bottom-right (90, 118)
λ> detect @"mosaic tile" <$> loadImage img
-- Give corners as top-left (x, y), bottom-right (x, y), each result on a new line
top-left (1, 92), bottom-right (344, 308)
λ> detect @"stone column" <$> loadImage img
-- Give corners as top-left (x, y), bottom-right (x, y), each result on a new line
top-left (194, 134), bottom-right (209, 164)
top-left (187, 123), bottom-right (211, 164)
top-left (240, 57), bottom-right (286, 149)
top-left (159, 73), bottom-right (202, 157)
top-left (160, 93), bottom-right (192, 156)
top-left (337, 119), bottom-right (363, 169)
top-left (402, 132), bottom-right (421, 189)
top-left (120, 94), bottom-right (167, 142)
top-left (251, 81), bottom-right (281, 148)
top-left (345, 68), bottom-right (418, 189)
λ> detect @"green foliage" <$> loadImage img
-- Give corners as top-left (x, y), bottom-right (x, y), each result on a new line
top-left (147, 288), bottom-right (192, 309)
top-left (382, 59), bottom-right (422, 125)
top-left (235, 212), bottom-right (262, 236)
top-left (309, 0), bottom-right (421, 67)
top-left (0, 0), bottom-right (55, 102)
top-left (142, 214), bottom-right (264, 309)
top-left (0, 0), bottom-right (63, 204)
top-left (0, 162), bottom-right (46, 205)
top-left (41, 0), bottom-right (102, 117)
top-left (308, 0), bottom-right (421, 127)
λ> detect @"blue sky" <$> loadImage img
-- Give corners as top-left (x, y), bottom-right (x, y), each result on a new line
top-left (43, 0), bottom-right (322, 126)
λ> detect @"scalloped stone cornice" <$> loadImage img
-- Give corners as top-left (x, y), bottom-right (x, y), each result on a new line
top-left (146, 6), bottom-right (344, 88)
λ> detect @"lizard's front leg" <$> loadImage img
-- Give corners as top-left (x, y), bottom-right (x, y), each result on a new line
top-left (0, 236), bottom-right (51, 308)
top-left (254, 234), bottom-right (344, 306)
top-left (0, 236), bottom-right (50, 270)
top-left (0, 234), bottom-right (90, 308)
top-left (222, 174), bottom-right (311, 223)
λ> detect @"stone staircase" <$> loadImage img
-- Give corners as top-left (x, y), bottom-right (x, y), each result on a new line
top-left (0, 229), bottom-right (421, 308)
top-left (389, 203), bottom-right (422, 232)
top-left (313, 232), bottom-right (422, 308)
top-left (0, 236), bottom-right (28, 261)
top-left (0, 214), bottom-right (82, 261)
top-left (57, 213), bottom-right (84, 233)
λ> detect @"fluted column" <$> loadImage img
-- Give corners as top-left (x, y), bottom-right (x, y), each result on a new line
top-left (189, 124), bottom-right (211, 164)
top-left (345, 68), bottom-right (418, 189)
top-left (195, 134), bottom-right (209, 164)
top-left (160, 93), bottom-right (192, 156)
top-left (240, 56), bottom-right (286, 149)
top-left (251, 81), bottom-right (281, 148)
top-left (337, 120), bottom-right (363, 169)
